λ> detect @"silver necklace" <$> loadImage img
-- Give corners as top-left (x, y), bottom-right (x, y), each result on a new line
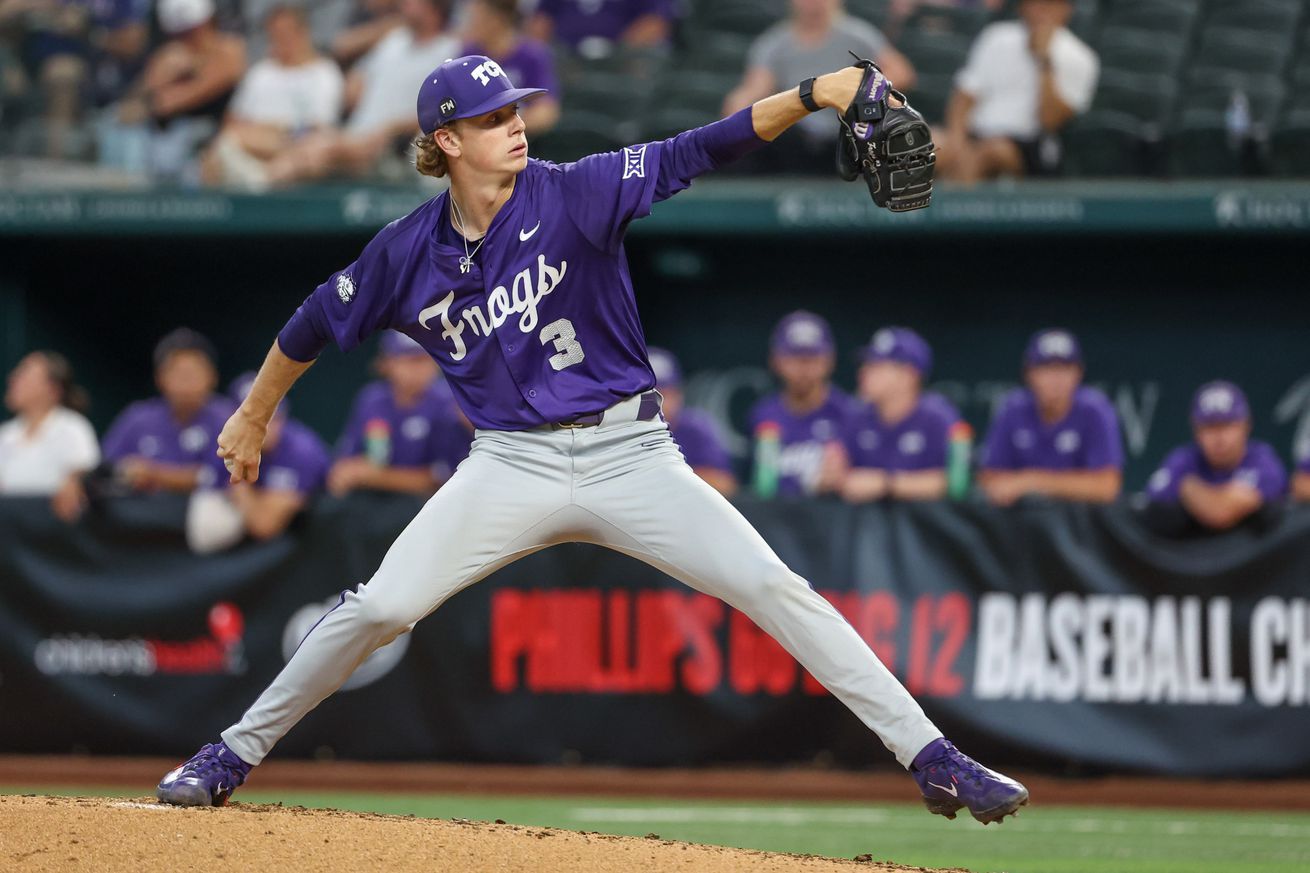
top-left (449, 195), bottom-right (487, 274)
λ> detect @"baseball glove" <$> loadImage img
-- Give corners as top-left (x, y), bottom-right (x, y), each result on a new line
top-left (836, 54), bottom-right (936, 212)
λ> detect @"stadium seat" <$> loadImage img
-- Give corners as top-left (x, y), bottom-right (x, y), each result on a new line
top-left (900, 4), bottom-right (991, 38)
top-left (1268, 104), bottom-right (1310, 175)
top-left (559, 72), bottom-right (649, 116)
top-left (680, 30), bottom-right (755, 74)
top-left (904, 72), bottom-right (952, 125)
top-left (1202, 0), bottom-right (1303, 35)
top-left (845, 0), bottom-right (893, 28)
top-left (1099, 0), bottom-right (1200, 36)
top-left (1063, 110), bottom-right (1152, 177)
top-left (1093, 71), bottom-right (1178, 127)
top-left (1166, 79), bottom-right (1287, 177)
top-left (1185, 29), bottom-right (1294, 84)
top-left (1097, 28), bottom-right (1188, 76)
top-left (641, 106), bottom-right (720, 143)
top-left (652, 70), bottom-right (740, 115)
top-left (533, 110), bottom-right (629, 163)
top-left (895, 30), bottom-right (973, 78)
top-left (692, 0), bottom-right (787, 38)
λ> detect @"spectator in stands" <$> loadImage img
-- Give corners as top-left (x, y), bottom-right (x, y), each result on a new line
top-left (223, 372), bottom-right (329, 539)
top-left (749, 311), bottom-right (856, 498)
top-left (104, 0), bottom-right (247, 181)
top-left (724, 0), bottom-right (914, 173)
top-left (648, 346), bottom-right (736, 497)
top-left (526, 0), bottom-right (674, 57)
top-left (0, 351), bottom-right (98, 521)
top-left (240, 0), bottom-right (355, 63)
top-left (936, 0), bottom-right (1097, 183)
top-left (102, 328), bottom-right (235, 493)
top-left (200, 4), bottom-right (345, 190)
top-left (0, 0), bottom-right (150, 157)
top-left (332, 0), bottom-right (401, 69)
top-left (263, 0), bottom-right (456, 185)
top-left (461, 0), bottom-right (559, 135)
top-left (979, 328), bottom-right (1122, 505)
top-left (841, 327), bottom-right (960, 503)
top-left (329, 331), bottom-right (470, 496)
top-left (1147, 381), bottom-right (1287, 531)
top-left (1294, 447), bottom-right (1310, 502)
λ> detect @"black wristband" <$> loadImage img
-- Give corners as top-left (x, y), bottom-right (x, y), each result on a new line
top-left (798, 77), bottom-right (822, 112)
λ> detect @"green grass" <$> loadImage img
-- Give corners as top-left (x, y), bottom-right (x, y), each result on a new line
top-left (5, 786), bottom-right (1308, 873)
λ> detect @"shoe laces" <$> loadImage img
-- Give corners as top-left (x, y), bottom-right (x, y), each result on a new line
top-left (939, 747), bottom-right (989, 785)
top-left (184, 743), bottom-right (247, 785)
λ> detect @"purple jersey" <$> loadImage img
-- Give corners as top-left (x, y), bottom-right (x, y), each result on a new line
top-left (338, 381), bottom-right (472, 479)
top-left (844, 392), bottom-right (960, 472)
top-left (1148, 440), bottom-right (1288, 503)
top-left (460, 38), bottom-right (558, 96)
top-left (259, 419), bottom-right (331, 495)
top-left (749, 387), bottom-right (858, 497)
top-left (278, 110), bottom-right (764, 430)
top-left (535, 0), bottom-right (673, 47)
top-left (981, 386), bottom-right (1123, 472)
top-left (102, 396), bottom-right (236, 486)
top-left (671, 407), bottom-right (732, 472)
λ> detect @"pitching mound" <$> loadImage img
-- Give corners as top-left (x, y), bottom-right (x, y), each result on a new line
top-left (1, 795), bottom-right (966, 873)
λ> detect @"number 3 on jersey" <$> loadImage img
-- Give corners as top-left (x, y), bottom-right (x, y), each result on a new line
top-left (540, 318), bottom-right (585, 371)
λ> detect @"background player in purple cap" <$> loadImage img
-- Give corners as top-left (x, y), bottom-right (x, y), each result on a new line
top-left (1147, 380), bottom-right (1287, 531)
top-left (749, 310), bottom-right (857, 498)
top-left (156, 52), bottom-right (1028, 826)
top-left (329, 330), bottom-right (471, 497)
top-left (526, 0), bottom-right (675, 54)
top-left (102, 328), bottom-right (235, 493)
top-left (979, 328), bottom-right (1122, 506)
top-left (224, 372), bottom-right (330, 541)
top-left (461, 0), bottom-right (560, 135)
top-left (648, 346), bottom-right (736, 496)
top-left (841, 327), bottom-right (960, 503)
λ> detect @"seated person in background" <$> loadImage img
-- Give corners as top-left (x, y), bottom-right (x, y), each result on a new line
top-left (201, 4), bottom-right (345, 190)
top-left (979, 328), bottom-right (1122, 505)
top-left (329, 331), bottom-right (471, 497)
top-left (724, 0), bottom-right (914, 173)
top-left (223, 372), bottom-right (330, 540)
top-left (461, 0), bottom-right (559, 135)
top-left (749, 311), bottom-right (857, 498)
top-left (935, 0), bottom-right (1097, 184)
top-left (526, 0), bottom-right (674, 57)
top-left (101, 328), bottom-right (236, 493)
top-left (264, 0), bottom-right (456, 185)
top-left (240, 0), bottom-right (355, 64)
top-left (332, 0), bottom-right (402, 69)
top-left (648, 346), bottom-right (736, 497)
top-left (108, 0), bottom-right (247, 180)
top-left (1147, 381), bottom-right (1287, 532)
top-left (0, 351), bottom-right (99, 521)
top-left (1294, 448), bottom-right (1310, 502)
top-left (841, 327), bottom-right (960, 503)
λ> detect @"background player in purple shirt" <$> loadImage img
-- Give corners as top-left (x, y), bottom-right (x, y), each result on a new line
top-left (979, 328), bottom-right (1123, 506)
top-left (158, 54), bottom-right (1028, 825)
top-left (749, 311), bottom-right (857, 498)
top-left (648, 345), bottom-right (736, 496)
top-left (330, 330), bottom-right (471, 496)
top-left (526, 0), bottom-right (674, 54)
top-left (1147, 381), bottom-right (1288, 531)
top-left (101, 328), bottom-right (235, 493)
top-left (224, 372), bottom-right (330, 540)
top-left (841, 327), bottom-right (960, 503)
top-left (1294, 447), bottom-right (1310, 502)
top-left (462, 0), bottom-right (560, 135)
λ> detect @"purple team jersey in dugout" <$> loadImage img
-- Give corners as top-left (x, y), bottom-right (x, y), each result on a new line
top-left (843, 392), bottom-right (960, 472)
top-left (1147, 441), bottom-right (1288, 503)
top-left (278, 110), bottom-right (764, 430)
top-left (535, 0), bottom-right (673, 46)
top-left (671, 407), bottom-right (732, 472)
top-left (259, 419), bottom-right (331, 495)
top-left (102, 396), bottom-right (237, 486)
top-left (337, 380), bottom-right (473, 479)
top-left (749, 388), bottom-right (858, 497)
top-left (981, 386), bottom-right (1123, 472)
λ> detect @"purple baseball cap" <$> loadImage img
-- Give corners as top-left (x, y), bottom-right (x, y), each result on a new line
top-left (770, 311), bottom-right (835, 357)
top-left (1191, 380), bottom-right (1250, 425)
top-left (379, 330), bottom-right (429, 358)
top-left (647, 346), bottom-right (682, 389)
top-left (418, 55), bottom-right (548, 135)
top-left (1023, 328), bottom-right (1083, 367)
top-left (230, 371), bottom-right (287, 419)
top-left (861, 326), bottom-right (932, 377)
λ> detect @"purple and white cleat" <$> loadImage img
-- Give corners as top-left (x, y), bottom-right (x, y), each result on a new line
top-left (910, 738), bottom-right (1029, 824)
top-left (156, 741), bottom-right (252, 807)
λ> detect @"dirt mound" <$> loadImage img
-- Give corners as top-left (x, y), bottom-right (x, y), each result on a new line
top-left (1, 795), bottom-right (966, 873)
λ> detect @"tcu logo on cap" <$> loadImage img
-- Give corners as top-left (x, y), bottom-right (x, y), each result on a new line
top-left (471, 59), bottom-right (505, 86)
top-left (873, 328), bottom-right (896, 353)
top-left (1198, 386), bottom-right (1235, 414)
top-left (1038, 331), bottom-right (1075, 358)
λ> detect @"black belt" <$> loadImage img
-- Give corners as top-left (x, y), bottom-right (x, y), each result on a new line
top-left (550, 390), bottom-right (663, 430)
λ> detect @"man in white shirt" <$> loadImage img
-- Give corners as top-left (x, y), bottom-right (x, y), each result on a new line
top-left (0, 352), bottom-right (100, 521)
top-left (202, 4), bottom-right (346, 190)
top-left (266, 0), bottom-right (458, 185)
top-left (936, 0), bottom-right (1098, 183)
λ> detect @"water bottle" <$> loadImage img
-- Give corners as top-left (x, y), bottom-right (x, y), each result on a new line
top-left (1225, 90), bottom-right (1251, 151)
top-left (364, 419), bottom-right (391, 466)
top-left (753, 421), bottom-right (782, 500)
top-left (946, 421), bottom-right (974, 500)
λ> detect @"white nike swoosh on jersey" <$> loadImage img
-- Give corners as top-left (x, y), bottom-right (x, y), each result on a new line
top-left (928, 781), bottom-right (958, 797)
top-left (519, 222), bottom-right (541, 241)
